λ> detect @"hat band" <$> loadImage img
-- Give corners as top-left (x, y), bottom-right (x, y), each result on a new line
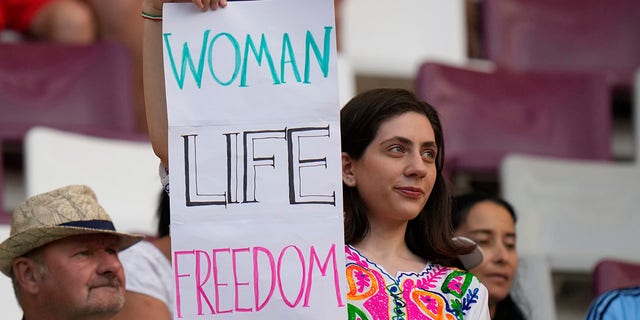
top-left (58, 220), bottom-right (116, 231)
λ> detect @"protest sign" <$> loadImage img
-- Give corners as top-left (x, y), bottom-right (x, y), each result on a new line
top-left (163, 1), bottom-right (345, 319)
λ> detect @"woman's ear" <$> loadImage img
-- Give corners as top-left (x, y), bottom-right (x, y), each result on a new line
top-left (341, 152), bottom-right (357, 187)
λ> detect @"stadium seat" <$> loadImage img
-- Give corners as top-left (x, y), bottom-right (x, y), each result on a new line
top-left (415, 62), bottom-right (611, 179)
top-left (0, 42), bottom-right (137, 216)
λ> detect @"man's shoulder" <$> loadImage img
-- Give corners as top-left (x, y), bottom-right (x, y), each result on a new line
top-left (586, 286), bottom-right (640, 320)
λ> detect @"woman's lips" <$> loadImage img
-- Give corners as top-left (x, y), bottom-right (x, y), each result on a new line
top-left (484, 273), bottom-right (510, 282)
top-left (396, 186), bottom-right (424, 198)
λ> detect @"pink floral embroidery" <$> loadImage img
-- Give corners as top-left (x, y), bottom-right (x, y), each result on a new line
top-left (345, 245), bottom-right (485, 319)
top-left (346, 246), bottom-right (369, 268)
top-left (447, 276), bottom-right (464, 295)
top-left (420, 294), bottom-right (441, 314)
top-left (416, 265), bottom-right (448, 290)
top-left (354, 269), bottom-right (371, 293)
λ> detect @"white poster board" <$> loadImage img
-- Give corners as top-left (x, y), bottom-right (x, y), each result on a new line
top-left (163, 1), bottom-right (346, 319)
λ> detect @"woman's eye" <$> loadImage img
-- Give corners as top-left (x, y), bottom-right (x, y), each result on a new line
top-left (389, 145), bottom-right (404, 153)
top-left (422, 149), bottom-right (436, 160)
top-left (471, 238), bottom-right (490, 246)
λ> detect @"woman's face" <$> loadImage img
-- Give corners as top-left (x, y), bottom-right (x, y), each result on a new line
top-left (456, 201), bottom-right (518, 304)
top-left (342, 112), bottom-right (437, 225)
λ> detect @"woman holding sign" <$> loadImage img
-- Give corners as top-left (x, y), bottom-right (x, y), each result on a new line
top-left (340, 88), bottom-right (490, 319)
top-left (136, 0), bottom-right (489, 318)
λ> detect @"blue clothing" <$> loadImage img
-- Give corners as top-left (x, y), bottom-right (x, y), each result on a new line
top-left (585, 286), bottom-right (640, 320)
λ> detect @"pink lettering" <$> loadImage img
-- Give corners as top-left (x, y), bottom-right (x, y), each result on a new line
top-left (253, 246), bottom-right (276, 311)
top-left (277, 245), bottom-right (306, 307)
top-left (232, 247), bottom-right (252, 312)
top-left (195, 250), bottom-right (215, 314)
top-left (175, 243), bottom-right (342, 317)
top-left (212, 248), bottom-right (232, 314)
top-left (305, 244), bottom-right (344, 307)
top-left (174, 250), bottom-right (195, 318)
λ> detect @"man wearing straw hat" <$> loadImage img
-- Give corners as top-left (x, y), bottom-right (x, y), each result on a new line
top-left (0, 185), bottom-right (143, 320)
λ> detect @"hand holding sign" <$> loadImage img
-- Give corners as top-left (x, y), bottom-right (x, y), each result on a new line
top-left (142, 0), bottom-right (227, 17)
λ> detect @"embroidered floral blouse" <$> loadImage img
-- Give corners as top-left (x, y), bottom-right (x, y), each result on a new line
top-left (345, 245), bottom-right (490, 320)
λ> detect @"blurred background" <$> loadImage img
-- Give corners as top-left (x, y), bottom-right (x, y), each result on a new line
top-left (1, 0), bottom-right (639, 318)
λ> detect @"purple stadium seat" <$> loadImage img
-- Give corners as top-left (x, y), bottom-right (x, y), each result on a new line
top-left (483, 0), bottom-right (640, 89)
top-left (0, 41), bottom-right (137, 217)
top-left (593, 259), bottom-right (640, 297)
top-left (415, 62), bottom-right (611, 178)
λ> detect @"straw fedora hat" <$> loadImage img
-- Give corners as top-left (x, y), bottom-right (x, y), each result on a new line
top-left (0, 185), bottom-right (143, 276)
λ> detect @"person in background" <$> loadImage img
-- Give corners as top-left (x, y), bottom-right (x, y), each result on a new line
top-left (89, 0), bottom-right (147, 133)
top-left (585, 286), bottom-right (640, 320)
top-left (341, 88), bottom-right (490, 319)
top-left (452, 192), bottom-right (527, 319)
top-left (0, 0), bottom-right (96, 43)
top-left (113, 190), bottom-right (172, 319)
top-left (0, 185), bottom-right (142, 320)
top-left (0, 0), bottom-right (147, 132)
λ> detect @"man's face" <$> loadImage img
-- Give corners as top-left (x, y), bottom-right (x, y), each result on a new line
top-left (35, 233), bottom-right (125, 318)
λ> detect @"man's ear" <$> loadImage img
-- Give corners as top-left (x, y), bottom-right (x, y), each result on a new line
top-left (12, 257), bottom-right (42, 295)
top-left (341, 152), bottom-right (357, 187)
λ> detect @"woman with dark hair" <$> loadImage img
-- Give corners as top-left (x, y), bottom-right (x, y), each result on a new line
top-left (138, 0), bottom-right (489, 316)
top-left (341, 88), bottom-right (490, 319)
top-left (452, 192), bottom-right (528, 320)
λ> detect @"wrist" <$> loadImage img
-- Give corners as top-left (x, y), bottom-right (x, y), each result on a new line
top-left (142, 11), bottom-right (163, 21)
top-left (142, 1), bottom-right (163, 17)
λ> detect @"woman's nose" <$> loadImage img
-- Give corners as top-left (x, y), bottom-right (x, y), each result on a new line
top-left (405, 151), bottom-right (428, 177)
top-left (491, 243), bottom-right (509, 264)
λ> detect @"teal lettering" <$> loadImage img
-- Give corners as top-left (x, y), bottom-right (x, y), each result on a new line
top-left (164, 27), bottom-right (333, 89)
top-left (208, 32), bottom-right (241, 86)
top-left (303, 26), bottom-right (333, 84)
top-left (241, 34), bottom-right (281, 87)
top-left (164, 31), bottom-right (211, 89)
top-left (280, 33), bottom-right (301, 84)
